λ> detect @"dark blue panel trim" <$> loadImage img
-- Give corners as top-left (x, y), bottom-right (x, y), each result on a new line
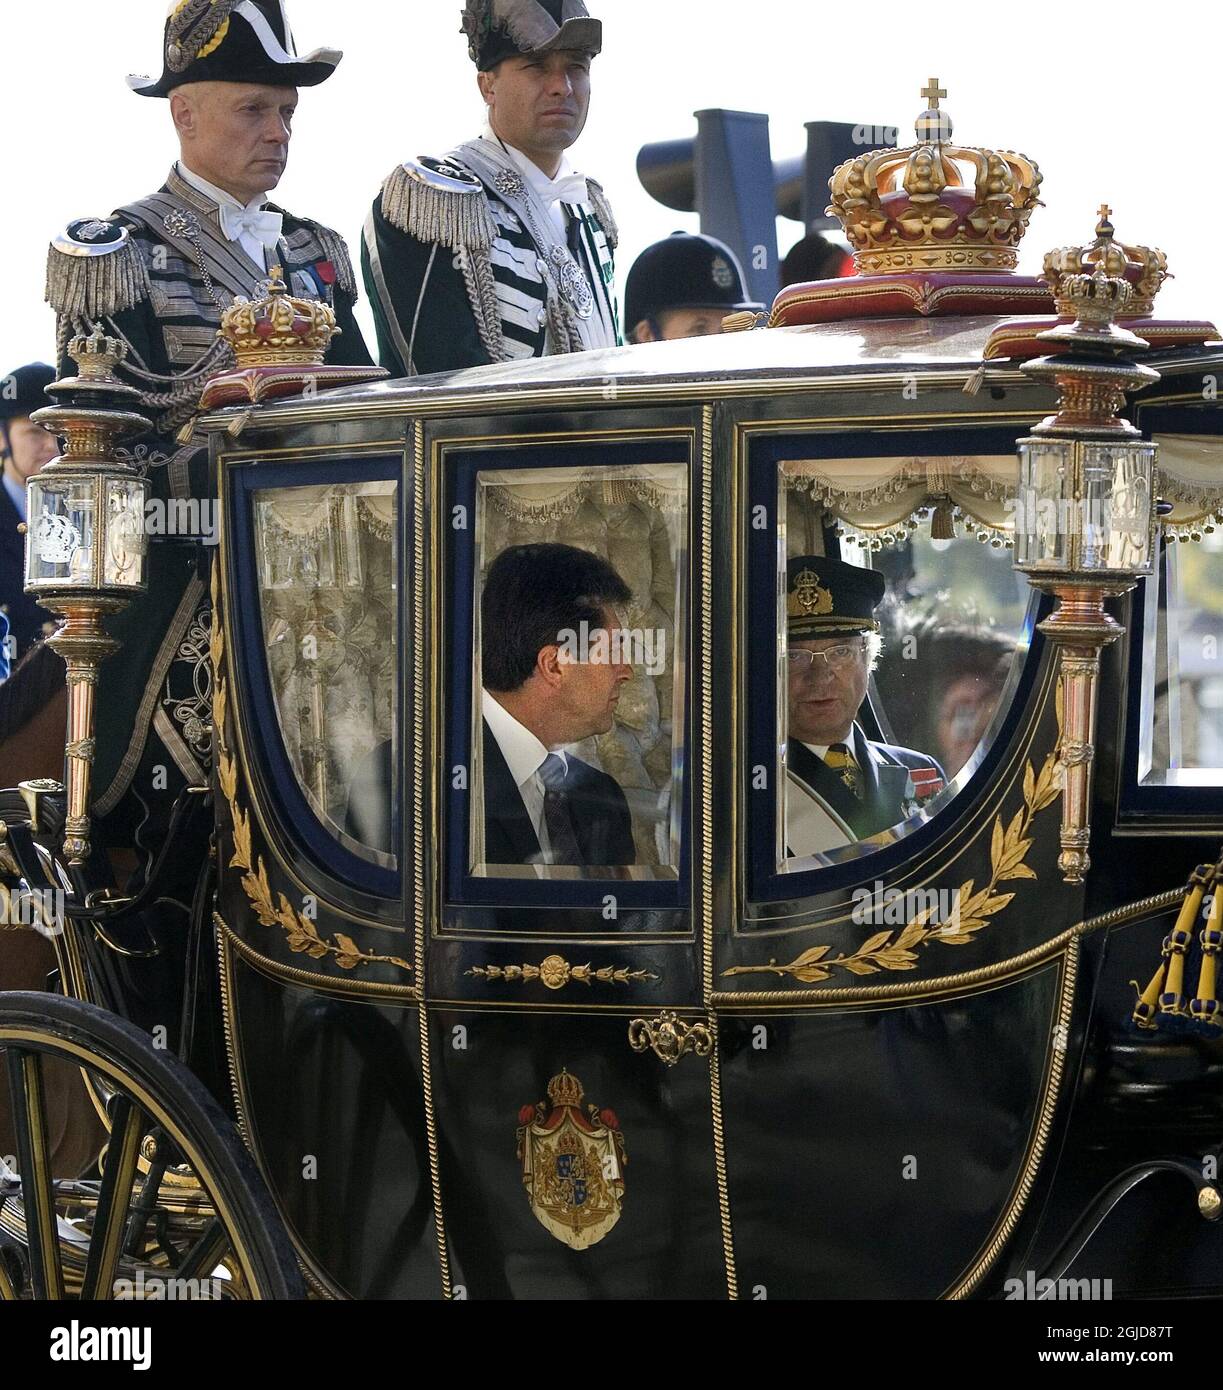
top-left (745, 426), bottom-right (1046, 905)
top-left (229, 456), bottom-right (401, 898)
top-left (444, 440), bottom-right (691, 913)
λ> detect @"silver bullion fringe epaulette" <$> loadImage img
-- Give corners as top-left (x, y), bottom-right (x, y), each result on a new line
top-left (585, 178), bottom-right (618, 250)
top-left (309, 222), bottom-right (358, 300)
top-left (45, 218), bottom-right (152, 320)
top-left (380, 157), bottom-right (498, 253)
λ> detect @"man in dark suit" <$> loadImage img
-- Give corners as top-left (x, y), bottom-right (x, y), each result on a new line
top-left (784, 555), bottom-right (946, 857)
top-left (0, 363), bottom-right (57, 661)
top-left (343, 542), bottom-right (637, 869)
top-left (478, 543), bottom-right (635, 868)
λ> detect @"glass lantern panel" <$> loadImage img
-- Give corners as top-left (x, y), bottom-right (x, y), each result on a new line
top-left (102, 477), bottom-right (150, 588)
top-left (25, 478), bottom-right (97, 588)
top-left (1014, 441), bottom-right (1072, 569)
top-left (1079, 441), bottom-right (1156, 574)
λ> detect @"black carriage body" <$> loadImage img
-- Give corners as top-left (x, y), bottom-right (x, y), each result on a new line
top-left (202, 317), bottom-right (1223, 1299)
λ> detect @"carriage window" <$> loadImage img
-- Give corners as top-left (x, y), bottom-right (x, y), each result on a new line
top-left (777, 455), bottom-right (1033, 870)
top-left (253, 480), bottom-right (397, 867)
top-left (1139, 537), bottom-right (1223, 786)
top-left (467, 463), bottom-right (687, 881)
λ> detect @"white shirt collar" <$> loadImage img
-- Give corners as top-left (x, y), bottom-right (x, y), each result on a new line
top-left (802, 743), bottom-right (832, 761)
top-left (481, 124), bottom-right (587, 205)
top-left (176, 161), bottom-right (267, 215)
top-left (483, 689), bottom-right (566, 790)
top-left (2, 472), bottom-right (27, 523)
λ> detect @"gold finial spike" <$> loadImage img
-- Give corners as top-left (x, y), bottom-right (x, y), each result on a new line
top-left (921, 78), bottom-right (947, 108)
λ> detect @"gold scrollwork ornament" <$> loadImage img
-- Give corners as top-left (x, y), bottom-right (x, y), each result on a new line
top-left (627, 1010), bottom-right (714, 1067)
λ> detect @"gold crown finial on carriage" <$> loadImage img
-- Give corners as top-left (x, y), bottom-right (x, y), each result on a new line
top-left (1040, 205), bottom-right (1171, 318)
top-left (826, 78), bottom-right (1043, 276)
top-left (546, 1070), bottom-right (585, 1108)
top-left (219, 265), bottom-right (339, 368)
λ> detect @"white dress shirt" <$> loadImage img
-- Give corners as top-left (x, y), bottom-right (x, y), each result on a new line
top-left (481, 124), bottom-right (590, 244)
top-left (176, 162), bottom-right (282, 270)
top-left (483, 689), bottom-right (570, 862)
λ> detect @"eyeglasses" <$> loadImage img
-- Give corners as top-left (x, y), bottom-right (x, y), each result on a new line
top-left (786, 640), bottom-right (866, 673)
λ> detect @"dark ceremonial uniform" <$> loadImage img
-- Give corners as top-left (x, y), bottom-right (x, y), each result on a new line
top-left (0, 363), bottom-right (58, 659)
top-left (363, 0), bottom-right (618, 377)
top-left (783, 555), bottom-right (945, 858)
top-left (43, 0), bottom-right (366, 857)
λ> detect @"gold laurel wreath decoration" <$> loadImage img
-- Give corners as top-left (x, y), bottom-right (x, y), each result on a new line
top-left (724, 711), bottom-right (1065, 985)
top-left (211, 566), bottom-right (412, 976)
top-left (467, 954), bottom-right (659, 989)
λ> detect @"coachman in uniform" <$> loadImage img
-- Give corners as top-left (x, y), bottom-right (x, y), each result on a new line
top-left (43, 0), bottom-right (371, 866)
top-left (784, 556), bottom-right (946, 858)
top-left (363, 0), bottom-right (619, 377)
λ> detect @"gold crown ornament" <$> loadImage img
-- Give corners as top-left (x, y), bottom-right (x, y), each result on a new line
top-left (827, 79), bottom-right (1043, 276)
top-left (219, 265), bottom-right (338, 367)
top-left (1041, 205), bottom-right (1170, 318)
top-left (546, 1070), bottom-right (585, 1109)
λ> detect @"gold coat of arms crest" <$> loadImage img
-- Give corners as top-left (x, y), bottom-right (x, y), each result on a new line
top-left (516, 1071), bottom-right (626, 1250)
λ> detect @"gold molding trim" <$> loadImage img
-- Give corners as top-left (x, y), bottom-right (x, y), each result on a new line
top-left (945, 936), bottom-right (1080, 1299)
top-left (724, 707), bottom-right (1064, 986)
top-left (628, 1010), bottom-right (714, 1067)
top-left (466, 955), bottom-right (659, 989)
top-left (210, 563), bottom-right (412, 978)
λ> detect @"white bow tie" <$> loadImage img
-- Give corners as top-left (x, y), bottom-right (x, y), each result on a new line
top-left (219, 203), bottom-right (284, 250)
top-left (540, 173), bottom-right (590, 208)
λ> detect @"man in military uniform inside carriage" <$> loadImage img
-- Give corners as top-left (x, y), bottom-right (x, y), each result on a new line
top-left (784, 555), bottom-right (947, 858)
top-left (43, 0), bottom-right (372, 877)
top-left (362, 0), bottom-right (619, 377)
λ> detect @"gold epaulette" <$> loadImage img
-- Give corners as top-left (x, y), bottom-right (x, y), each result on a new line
top-left (45, 218), bottom-right (151, 320)
top-left (379, 157), bottom-right (497, 253)
top-left (585, 177), bottom-right (618, 250)
top-left (311, 223), bottom-right (358, 301)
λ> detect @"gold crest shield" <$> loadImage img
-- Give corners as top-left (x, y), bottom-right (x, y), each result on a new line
top-left (517, 1071), bottom-right (626, 1250)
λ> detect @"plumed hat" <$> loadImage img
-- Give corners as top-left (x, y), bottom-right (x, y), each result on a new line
top-left (128, 0), bottom-right (341, 98)
top-left (462, 0), bottom-right (602, 71)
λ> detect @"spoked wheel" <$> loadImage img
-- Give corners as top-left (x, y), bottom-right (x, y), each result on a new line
top-left (0, 992), bottom-right (303, 1300)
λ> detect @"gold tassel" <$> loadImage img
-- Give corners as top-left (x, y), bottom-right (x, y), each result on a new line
top-left (45, 235), bottom-right (151, 321)
top-left (585, 177), bottom-right (619, 250)
top-left (1191, 867), bottom-right (1223, 1027)
top-left (380, 163), bottom-right (496, 253)
top-left (1133, 956), bottom-right (1168, 1030)
top-left (930, 499), bottom-right (957, 541)
top-left (722, 310), bottom-right (764, 334)
top-left (1134, 863), bottom-right (1212, 1027)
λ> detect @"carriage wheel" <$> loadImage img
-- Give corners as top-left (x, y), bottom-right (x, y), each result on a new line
top-left (0, 992), bottom-right (303, 1301)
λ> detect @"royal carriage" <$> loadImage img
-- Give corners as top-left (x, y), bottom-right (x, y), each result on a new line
top-left (2, 89), bottom-right (1223, 1302)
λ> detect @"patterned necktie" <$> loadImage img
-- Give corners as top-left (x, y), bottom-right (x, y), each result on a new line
top-left (538, 753), bottom-right (583, 865)
top-left (825, 743), bottom-right (864, 799)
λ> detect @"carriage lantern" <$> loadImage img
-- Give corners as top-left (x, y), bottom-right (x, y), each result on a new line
top-left (1014, 209), bottom-right (1161, 883)
top-left (25, 332), bottom-right (151, 864)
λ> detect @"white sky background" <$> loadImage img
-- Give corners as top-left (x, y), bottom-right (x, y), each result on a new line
top-left (1, 0), bottom-right (1219, 368)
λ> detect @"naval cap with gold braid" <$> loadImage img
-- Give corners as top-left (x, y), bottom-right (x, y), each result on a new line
top-left (787, 556), bottom-right (885, 639)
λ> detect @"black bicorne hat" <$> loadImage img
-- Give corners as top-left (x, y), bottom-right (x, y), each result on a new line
top-left (625, 232), bottom-right (763, 332)
top-left (462, 0), bottom-right (602, 72)
top-left (787, 556), bottom-right (886, 639)
top-left (128, 0), bottom-right (341, 99)
top-left (0, 363), bottom-right (56, 425)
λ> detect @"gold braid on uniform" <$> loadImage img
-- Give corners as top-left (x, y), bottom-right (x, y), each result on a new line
top-left (312, 224), bottom-right (358, 300)
top-left (380, 159), bottom-right (498, 254)
top-left (585, 177), bottom-right (619, 250)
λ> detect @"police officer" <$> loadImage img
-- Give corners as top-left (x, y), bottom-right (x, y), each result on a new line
top-left (0, 363), bottom-right (57, 661)
top-left (363, 0), bottom-right (618, 378)
top-left (784, 556), bottom-right (946, 858)
top-left (44, 0), bottom-right (371, 859)
top-left (624, 232), bottom-right (761, 343)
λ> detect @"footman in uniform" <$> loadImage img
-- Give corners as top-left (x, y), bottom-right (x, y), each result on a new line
top-left (784, 555), bottom-right (946, 858)
top-left (0, 363), bottom-right (58, 659)
top-left (363, 0), bottom-right (619, 377)
top-left (44, 0), bottom-right (371, 866)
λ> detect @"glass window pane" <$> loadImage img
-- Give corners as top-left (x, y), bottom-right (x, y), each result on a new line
top-left (253, 480), bottom-right (397, 866)
top-left (469, 463), bottom-right (687, 881)
top-left (1139, 537), bottom-right (1223, 786)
